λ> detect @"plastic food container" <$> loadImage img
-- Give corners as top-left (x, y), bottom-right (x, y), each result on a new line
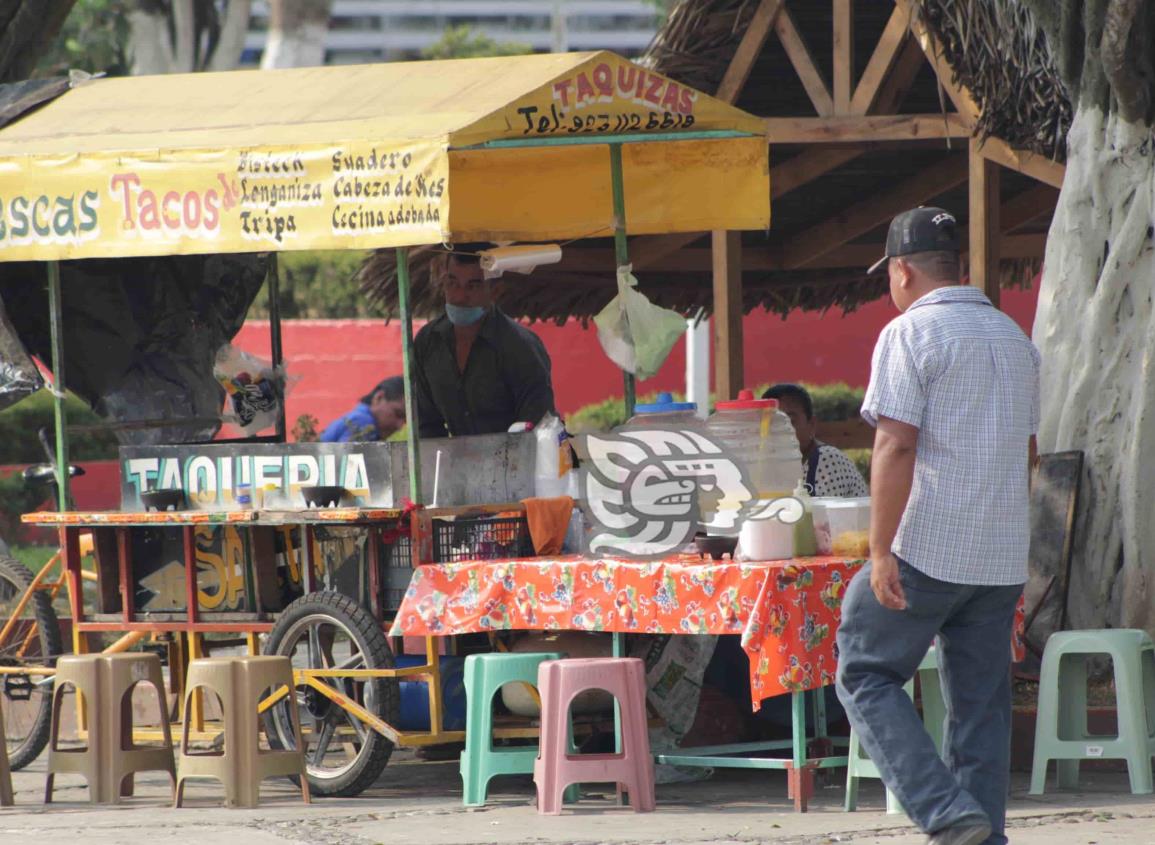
top-left (812, 497), bottom-right (871, 557)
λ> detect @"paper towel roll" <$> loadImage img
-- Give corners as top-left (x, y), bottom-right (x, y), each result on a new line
top-left (479, 244), bottom-right (562, 278)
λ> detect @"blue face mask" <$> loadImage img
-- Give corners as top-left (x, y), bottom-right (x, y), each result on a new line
top-left (445, 303), bottom-right (486, 326)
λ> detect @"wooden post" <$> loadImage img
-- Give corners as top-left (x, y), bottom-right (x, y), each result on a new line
top-left (833, 0), bottom-right (854, 113)
top-left (969, 139), bottom-right (1001, 308)
top-left (712, 231), bottom-right (743, 401)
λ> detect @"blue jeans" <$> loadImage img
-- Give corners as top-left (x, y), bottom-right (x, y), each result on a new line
top-left (835, 559), bottom-right (1023, 845)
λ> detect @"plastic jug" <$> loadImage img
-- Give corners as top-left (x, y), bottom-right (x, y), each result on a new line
top-left (618, 393), bottom-right (715, 535)
top-left (706, 389), bottom-right (803, 500)
top-left (620, 392), bottom-right (699, 428)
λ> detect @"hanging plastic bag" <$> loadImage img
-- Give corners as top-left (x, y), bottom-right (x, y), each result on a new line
top-left (594, 266), bottom-right (686, 381)
top-left (213, 344), bottom-right (292, 435)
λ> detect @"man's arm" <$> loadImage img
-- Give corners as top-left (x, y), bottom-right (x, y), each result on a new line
top-left (869, 415), bottom-right (920, 609)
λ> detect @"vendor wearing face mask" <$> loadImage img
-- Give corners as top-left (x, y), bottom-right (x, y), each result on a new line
top-left (413, 245), bottom-right (556, 438)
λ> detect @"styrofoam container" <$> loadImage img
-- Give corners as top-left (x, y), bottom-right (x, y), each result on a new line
top-left (737, 513), bottom-right (794, 561)
top-left (812, 497), bottom-right (871, 556)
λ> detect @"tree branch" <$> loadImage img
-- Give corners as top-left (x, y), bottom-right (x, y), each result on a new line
top-left (1101, 0), bottom-right (1155, 123)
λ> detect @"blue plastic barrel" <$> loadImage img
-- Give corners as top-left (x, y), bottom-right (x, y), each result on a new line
top-left (393, 655), bottom-right (467, 731)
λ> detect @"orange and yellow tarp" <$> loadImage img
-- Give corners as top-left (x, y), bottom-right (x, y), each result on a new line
top-left (0, 52), bottom-right (769, 262)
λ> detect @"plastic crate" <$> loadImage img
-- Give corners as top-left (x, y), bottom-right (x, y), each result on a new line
top-left (434, 515), bottom-right (534, 563)
top-left (379, 514), bottom-right (533, 612)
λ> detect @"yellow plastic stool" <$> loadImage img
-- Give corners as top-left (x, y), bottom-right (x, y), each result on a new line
top-left (45, 653), bottom-right (176, 804)
top-left (175, 656), bottom-right (309, 808)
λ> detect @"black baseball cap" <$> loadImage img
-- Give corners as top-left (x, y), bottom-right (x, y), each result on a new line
top-left (867, 207), bottom-right (960, 274)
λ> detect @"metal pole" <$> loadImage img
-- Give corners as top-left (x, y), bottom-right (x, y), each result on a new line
top-left (396, 247), bottom-right (422, 505)
top-left (267, 253), bottom-right (286, 442)
top-left (609, 143), bottom-right (636, 418)
top-left (47, 262), bottom-right (70, 510)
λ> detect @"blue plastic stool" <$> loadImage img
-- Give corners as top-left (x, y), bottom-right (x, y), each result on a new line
top-left (1030, 629), bottom-right (1155, 795)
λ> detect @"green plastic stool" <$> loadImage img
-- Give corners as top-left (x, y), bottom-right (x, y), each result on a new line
top-left (846, 646), bottom-right (944, 814)
top-left (1030, 629), bottom-right (1155, 795)
top-left (460, 652), bottom-right (577, 807)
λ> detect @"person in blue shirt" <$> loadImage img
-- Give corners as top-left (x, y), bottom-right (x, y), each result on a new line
top-left (319, 376), bottom-right (406, 442)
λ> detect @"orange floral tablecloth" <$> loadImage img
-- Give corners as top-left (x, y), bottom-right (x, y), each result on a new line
top-left (388, 555), bottom-right (1026, 709)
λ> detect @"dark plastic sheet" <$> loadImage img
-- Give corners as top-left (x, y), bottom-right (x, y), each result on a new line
top-left (0, 253), bottom-right (267, 444)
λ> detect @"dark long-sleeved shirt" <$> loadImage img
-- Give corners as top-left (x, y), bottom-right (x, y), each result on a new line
top-left (413, 309), bottom-right (555, 438)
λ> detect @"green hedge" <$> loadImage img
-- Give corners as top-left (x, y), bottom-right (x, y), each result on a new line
top-left (565, 382), bottom-right (866, 434)
top-left (0, 391), bottom-right (118, 465)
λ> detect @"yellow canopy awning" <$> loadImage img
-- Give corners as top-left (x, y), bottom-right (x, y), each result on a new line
top-left (0, 51), bottom-right (769, 261)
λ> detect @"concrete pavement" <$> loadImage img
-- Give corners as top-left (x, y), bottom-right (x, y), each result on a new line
top-left (2, 751), bottom-right (1152, 844)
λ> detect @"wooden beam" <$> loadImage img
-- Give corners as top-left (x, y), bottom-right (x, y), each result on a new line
top-left (775, 5), bottom-right (834, 117)
top-left (851, 6), bottom-right (910, 113)
top-left (978, 137), bottom-right (1065, 188)
top-left (771, 146), bottom-right (865, 198)
top-left (873, 35), bottom-right (927, 114)
top-left (896, 0), bottom-right (981, 126)
top-left (833, 0), bottom-right (854, 113)
top-left (629, 232), bottom-right (703, 270)
top-left (969, 138), bottom-right (1001, 307)
top-left (1001, 183), bottom-right (1059, 233)
top-left (712, 231), bottom-right (743, 400)
top-left (554, 232), bottom-right (1047, 275)
top-left (780, 154), bottom-right (969, 269)
top-left (764, 113), bottom-right (970, 143)
top-left (715, 0), bottom-right (784, 103)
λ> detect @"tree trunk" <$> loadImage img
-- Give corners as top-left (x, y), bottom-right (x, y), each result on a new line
top-left (0, 0), bottom-right (76, 82)
top-left (1022, 0), bottom-right (1155, 637)
top-left (128, 3), bottom-right (177, 74)
top-left (208, 0), bottom-right (252, 71)
top-left (1032, 106), bottom-right (1155, 635)
top-left (129, 0), bottom-right (250, 75)
top-left (261, 0), bottom-right (332, 69)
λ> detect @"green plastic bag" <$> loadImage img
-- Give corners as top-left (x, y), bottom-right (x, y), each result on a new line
top-left (594, 266), bottom-right (686, 381)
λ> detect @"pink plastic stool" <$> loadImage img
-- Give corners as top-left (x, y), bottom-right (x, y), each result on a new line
top-left (533, 657), bottom-right (655, 815)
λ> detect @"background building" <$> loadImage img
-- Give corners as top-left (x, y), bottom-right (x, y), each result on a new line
top-left (244, 0), bottom-right (661, 65)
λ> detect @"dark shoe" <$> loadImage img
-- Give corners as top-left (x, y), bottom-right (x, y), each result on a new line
top-left (927, 822), bottom-right (993, 845)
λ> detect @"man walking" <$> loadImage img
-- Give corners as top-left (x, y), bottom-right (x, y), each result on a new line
top-left (836, 207), bottom-right (1039, 845)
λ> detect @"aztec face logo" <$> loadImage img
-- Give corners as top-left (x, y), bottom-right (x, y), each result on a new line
top-left (579, 426), bottom-right (802, 558)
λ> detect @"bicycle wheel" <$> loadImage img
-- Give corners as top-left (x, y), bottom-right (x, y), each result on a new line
top-left (0, 554), bottom-right (62, 769)
top-left (263, 591), bottom-right (399, 796)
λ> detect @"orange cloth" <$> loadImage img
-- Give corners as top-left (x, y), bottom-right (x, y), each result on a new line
top-left (521, 496), bottom-right (574, 555)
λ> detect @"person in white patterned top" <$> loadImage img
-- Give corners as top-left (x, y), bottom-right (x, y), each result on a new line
top-left (763, 383), bottom-right (868, 497)
top-left (835, 207), bottom-right (1039, 845)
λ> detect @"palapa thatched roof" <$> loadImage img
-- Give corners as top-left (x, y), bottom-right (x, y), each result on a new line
top-left (360, 0), bottom-right (1070, 324)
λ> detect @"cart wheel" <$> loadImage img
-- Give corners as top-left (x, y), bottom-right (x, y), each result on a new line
top-left (263, 590), bottom-right (400, 797)
top-left (0, 554), bottom-right (62, 770)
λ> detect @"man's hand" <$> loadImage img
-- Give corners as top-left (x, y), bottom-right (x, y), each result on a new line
top-left (870, 552), bottom-right (907, 610)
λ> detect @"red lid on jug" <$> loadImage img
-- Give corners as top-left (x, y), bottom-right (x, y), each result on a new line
top-left (715, 389), bottom-right (778, 411)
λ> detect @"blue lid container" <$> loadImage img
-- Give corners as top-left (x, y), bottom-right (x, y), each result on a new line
top-left (633, 392), bottom-right (697, 414)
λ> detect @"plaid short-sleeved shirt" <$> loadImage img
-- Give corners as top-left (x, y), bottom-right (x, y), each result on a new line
top-left (861, 286), bottom-right (1040, 585)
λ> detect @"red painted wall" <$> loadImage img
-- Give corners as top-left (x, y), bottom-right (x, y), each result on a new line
top-left (232, 280), bottom-right (1040, 433)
